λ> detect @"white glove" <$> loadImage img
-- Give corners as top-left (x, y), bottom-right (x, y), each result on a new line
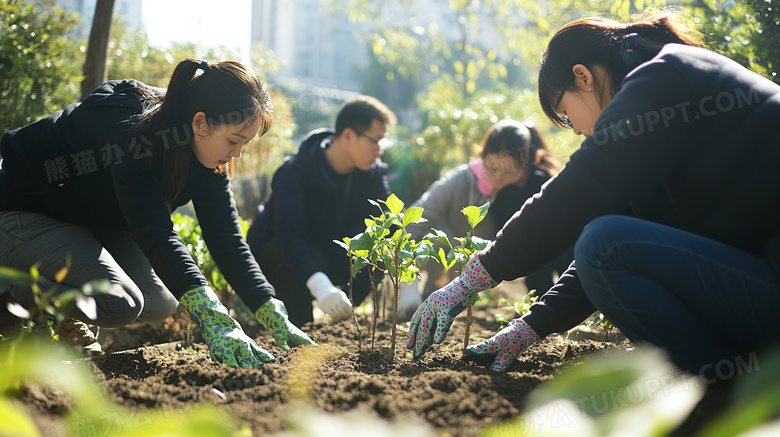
top-left (397, 278), bottom-right (422, 323)
top-left (306, 272), bottom-right (352, 321)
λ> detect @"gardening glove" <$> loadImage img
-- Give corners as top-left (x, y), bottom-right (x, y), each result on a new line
top-left (407, 255), bottom-right (498, 358)
top-left (465, 318), bottom-right (541, 371)
top-left (254, 298), bottom-right (317, 351)
top-left (307, 272), bottom-right (352, 322)
top-left (180, 286), bottom-right (274, 368)
top-left (397, 278), bottom-right (422, 323)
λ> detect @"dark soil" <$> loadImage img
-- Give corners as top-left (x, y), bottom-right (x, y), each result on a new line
top-left (12, 297), bottom-right (729, 437)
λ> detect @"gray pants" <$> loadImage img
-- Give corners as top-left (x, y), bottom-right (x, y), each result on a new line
top-left (0, 211), bottom-right (178, 327)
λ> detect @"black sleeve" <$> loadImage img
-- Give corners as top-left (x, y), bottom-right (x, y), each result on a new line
top-left (192, 170), bottom-right (275, 313)
top-left (110, 156), bottom-right (207, 299)
top-left (270, 165), bottom-right (322, 283)
top-left (521, 262), bottom-right (597, 337)
top-left (481, 57), bottom-right (698, 282)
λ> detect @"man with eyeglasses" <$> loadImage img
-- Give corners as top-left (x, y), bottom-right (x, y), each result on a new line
top-left (247, 96), bottom-right (396, 326)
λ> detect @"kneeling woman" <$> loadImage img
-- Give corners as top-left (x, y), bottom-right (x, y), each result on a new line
top-left (408, 12), bottom-right (780, 378)
top-left (0, 58), bottom-right (314, 367)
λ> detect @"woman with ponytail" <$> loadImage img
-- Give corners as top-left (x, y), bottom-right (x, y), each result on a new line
top-left (408, 11), bottom-right (780, 378)
top-left (0, 58), bottom-right (315, 367)
top-left (399, 119), bottom-right (571, 321)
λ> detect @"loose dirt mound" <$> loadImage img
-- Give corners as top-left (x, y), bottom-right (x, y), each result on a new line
top-left (16, 303), bottom-right (630, 437)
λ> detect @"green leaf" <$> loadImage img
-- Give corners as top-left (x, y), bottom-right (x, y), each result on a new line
top-left (462, 202), bottom-right (490, 229)
top-left (401, 206), bottom-right (424, 227)
top-left (399, 249), bottom-right (413, 260)
top-left (383, 214), bottom-right (400, 229)
top-left (700, 347), bottom-right (780, 437)
top-left (333, 239), bottom-right (350, 252)
top-left (384, 193), bottom-right (404, 215)
top-left (351, 257), bottom-right (370, 278)
top-left (472, 237), bottom-right (489, 251)
top-left (400, 269), bottom-right (418, 284)
top-left (383, 253), bottom-right (396, 277)
top-left (391, 229), bottom-right (404, 245)
top-left (415, 241), bottom-right (436, 258)
top-left (438, 247), bottom-right (455, 270)
top-left (426, 229), bottom-right (453, 251)
top-left (0, 266), bottom-right (35, 286)
top-left (349, 232), bottom-right (375, 251)
top-left (478, 202), bottom-right (490, 221)
top-left (0, 398), bottom-right (43, 437)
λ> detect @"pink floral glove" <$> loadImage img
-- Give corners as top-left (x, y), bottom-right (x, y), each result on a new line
top-left (465, 318), bottom-right (541, 371)
top-left (406, 256), bottom-right (498, 358)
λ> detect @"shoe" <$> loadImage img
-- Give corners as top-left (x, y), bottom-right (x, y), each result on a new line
top-left (55, 318), bottom-right (103, 356)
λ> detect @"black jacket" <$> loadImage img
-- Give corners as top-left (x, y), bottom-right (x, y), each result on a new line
top-left (0, 80), bottom-right (274, 311)
top-left (247, 128), bottom-right (391, 286)
top-left (481, 44), bottom-right (780, 337)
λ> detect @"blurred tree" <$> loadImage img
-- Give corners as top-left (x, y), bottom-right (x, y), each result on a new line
top-left (81, 0), bottom-right (114, 99)
top-left (106, 18), bottom-right (240, 86)
top-left (0, 0), bottom-right (82, 136)
top-left (684, 0), bottom-right (779, 84)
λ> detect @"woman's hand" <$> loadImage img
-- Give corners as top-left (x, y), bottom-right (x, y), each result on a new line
top-left (180, 286), bottom-right (274, 368)
top-left (254, 298), bottom-right (317, 351)
top-left (406, 255), bottom-right (498, 358)
top-left (466, 318), bottom-right (541, 371)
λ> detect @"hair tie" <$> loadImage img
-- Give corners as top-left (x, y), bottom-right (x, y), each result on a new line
top-left (199, 59), bottom-right (209, 71)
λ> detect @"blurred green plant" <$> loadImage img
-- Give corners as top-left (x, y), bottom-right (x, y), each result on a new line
top-left (0, 337), bottom-right (251, 437)
top-left (0, 263), bottom-right (128, 347)
top-left (699, 347), bottom-right (780, 437)
top-left (482, 345), bottom-right (703, 436)
top-left (0, 0), bottom-right (82, 136)
top-left (682, 0), bottom-right (779, 84)
top-left (481, 343), bottom-right (780, 437)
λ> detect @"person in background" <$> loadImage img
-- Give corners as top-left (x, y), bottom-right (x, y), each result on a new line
top-left (408, 12), bottom-right (780, 378)
top-left (0, 58), bottom-right (315, 366)
top-left (398, 119), bottom-right (571, 321)
top-left (247, 96), bottom-right (396, 326)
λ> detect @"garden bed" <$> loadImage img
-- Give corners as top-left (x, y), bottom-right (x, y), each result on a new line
top-left (11, 286), bottom-right (732, 437)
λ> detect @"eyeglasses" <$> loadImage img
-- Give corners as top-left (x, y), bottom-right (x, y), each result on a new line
top-left (552, 75), bottom-right (574, 129)
top-left (354, 129), bottom-right (390, 150)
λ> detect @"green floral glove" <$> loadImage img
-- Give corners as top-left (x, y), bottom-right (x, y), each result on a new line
top-left (254, 298), bottom-right (317, 351)
top-left (180, 286), bottom-right (274, 368)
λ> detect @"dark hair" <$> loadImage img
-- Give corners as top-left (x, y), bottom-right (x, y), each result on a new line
top-left (539, 11), bottom-right (704, 127)
top-left (132, 58), bottom-right (274, 202)
top-left (334, 95), bottom-right (396, 136)
top-left (477, 119), bottom-right (561, 176)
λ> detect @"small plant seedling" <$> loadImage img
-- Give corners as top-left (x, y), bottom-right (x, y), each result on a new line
top-left (438, 202), bottom-right (490, 355)
top-left (500, 290), bottom-right (539, 319)
top-left (0, 262), bottom-right (130, 357)
top-left (335, 193), bottom-right (439, 357)
top-left (584, 311), bottom-right (616, 342)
